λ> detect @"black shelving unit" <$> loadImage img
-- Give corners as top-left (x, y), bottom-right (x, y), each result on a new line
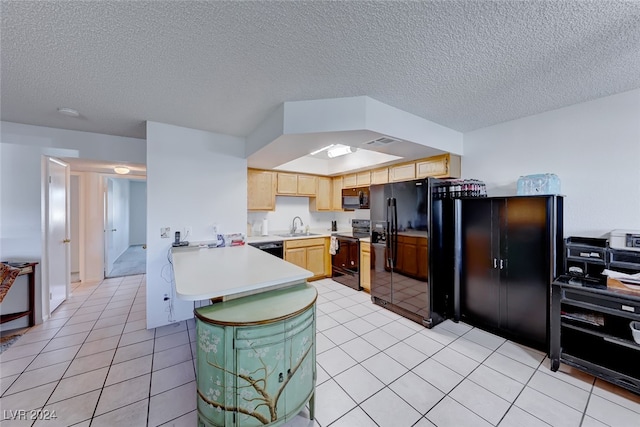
top-left (550, 275), bottom-right (640, 394)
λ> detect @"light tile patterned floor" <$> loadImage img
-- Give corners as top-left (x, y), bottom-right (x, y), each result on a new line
top-left (1, 276), bottom-right (640, 426)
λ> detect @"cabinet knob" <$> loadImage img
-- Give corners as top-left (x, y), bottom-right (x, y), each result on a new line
top-left (278, 373), bottom-right (284, 383)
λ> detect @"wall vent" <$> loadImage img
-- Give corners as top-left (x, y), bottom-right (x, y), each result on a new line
top-left (364, 137), bottom-right (400, 147)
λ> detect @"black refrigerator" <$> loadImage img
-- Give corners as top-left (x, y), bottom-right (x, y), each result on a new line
top-left (370, 178), bottom-right (456, 328)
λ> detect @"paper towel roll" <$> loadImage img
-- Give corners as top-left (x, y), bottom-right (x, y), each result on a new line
top-left (261, 219), bottom-right (268, 236)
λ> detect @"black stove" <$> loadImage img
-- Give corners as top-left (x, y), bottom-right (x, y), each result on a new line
top-left (331, 219), bottom-right (370, 290)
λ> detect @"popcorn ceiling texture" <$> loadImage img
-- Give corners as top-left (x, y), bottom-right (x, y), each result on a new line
top-left (1, 1), bottom-right (639, 139)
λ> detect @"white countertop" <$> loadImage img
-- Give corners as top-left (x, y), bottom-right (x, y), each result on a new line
top-left (171, 245), bottom-right (313, 301)
top-left (246, 228), bottom-right (351, 244)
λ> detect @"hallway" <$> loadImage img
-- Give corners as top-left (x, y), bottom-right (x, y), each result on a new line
top-left (107, 245), bottom-right (146, 278)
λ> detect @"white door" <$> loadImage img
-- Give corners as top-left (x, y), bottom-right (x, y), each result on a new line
top-left (47, 158), bottom-right (70, 312)
top-left (104, 178), bottom-right (117, 276)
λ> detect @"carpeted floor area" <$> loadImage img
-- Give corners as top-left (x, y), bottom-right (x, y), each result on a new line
top-left (107, 244), bottom-right (146, 278)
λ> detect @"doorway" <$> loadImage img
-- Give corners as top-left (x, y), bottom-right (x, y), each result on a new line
top-left (104, 177), bottom-right (147, 278)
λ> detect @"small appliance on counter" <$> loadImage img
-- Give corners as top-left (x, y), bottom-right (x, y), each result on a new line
top-left (609, 229), bottom-right (640, 252)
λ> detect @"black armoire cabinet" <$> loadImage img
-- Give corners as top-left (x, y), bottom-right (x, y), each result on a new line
top-left (458, 195), bottom-right (564, 351)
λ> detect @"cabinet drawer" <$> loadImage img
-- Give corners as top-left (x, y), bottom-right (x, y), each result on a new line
top-left (285, 238), bottom-right (326, 249)
top-left (397, 235), bottom-right (418, 245)
top-left (564, 290), bottom-right (640, 316)
top-left (236, 322), bottom-right (286, 344)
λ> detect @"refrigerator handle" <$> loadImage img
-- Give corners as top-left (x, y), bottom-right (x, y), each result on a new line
top-left (386, 198), bottom-right (393, 266)
top-left (392, 198), bottom-right (398, 267)
top-left (493, 258), bottom-right (498, 269)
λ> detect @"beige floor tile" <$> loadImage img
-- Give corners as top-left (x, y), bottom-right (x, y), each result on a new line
top-left (113, 339), bottom-right (154, 364)
top-left (26, 345), bottom-right (81, 371)
top-left (34, 389), bottom-right (101, 427)
top-left (105, 354), bottom-right (152, 386)
top-left (152, 344), bottom-right (193, 371)
top-left (63, 349), bottom-right (116, 378)
top-left (76, 335), bottom-right (120, 358)
top-left (89, 398), bottom-right (148, 427)
top-left (0, 382), bottom-right (57, 412)
top-left (0, 341), bottom-right (48, 362)
top-left (1, 355), bottom-right (37, 377)
top-left (150, 360), bottom-right (195, 396)
top-left (85, 323), bottom-right (125, 343)
top-left (48, 367), bottom-right (108, 403)
top-left (426, 395), bottom-right (493, 427)
top-left (119, 328), bottom-right (155, 347)
top-left (154, 330), bottom-right (190, 352)
top-left (95, 373), bottom-right (150, 416)
top-left (449, 378), bottom-right (511, 425)
top-left (515, 387), bottom-right (582, 426)
top-left (42, 331), bottom-right (90, 353)
top-left (148, 381), bottom-right (197, 427)
top-left (4, 361), bottom-right (70, 395)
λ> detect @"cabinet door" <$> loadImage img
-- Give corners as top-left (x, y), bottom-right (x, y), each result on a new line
top-left (311, 177), bottom-right (331, 211)
top-left (196, 322), bottom-right (232, 426)
top-left (502, 197), bottom-right (550, 347)
top-left (235, 323), bottom-right (287, 426)
top-left (306, 246), bottom-right (325, 278)
top-left (343, 173), bottom-right (357, 188)
top-left (460, 198), bottom-right (500, 329)
top-left (371, 168), bottom-right (389, 184)
top-left (331, 177), bottom-right (343, 210)
top-left (417, 239), bottom-right (428, 281)
top-left (277, 173), bottom-right (298, 195)
top-left (285, 248), bottom-right (306, 269)
top-left (283, 307), bottom-right (315, 421)
top-left (416, 154), bottom-right (449, 178)
top-left (248, 169), bottom-right (276, 211)
top-left (356, 171), bottom-right (371, 186)
top-left (297, 175), bottom-right (317, 196)
top-left (389, 163), bottom-right (415, 182)
top-left (360, 242), bottom-right (371, 291)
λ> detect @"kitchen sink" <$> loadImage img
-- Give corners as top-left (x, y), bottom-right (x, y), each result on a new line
top-left (275, 232), bottom-right (321, 238)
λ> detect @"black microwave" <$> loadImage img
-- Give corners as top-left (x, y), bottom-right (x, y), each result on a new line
top-left (342, 187), bottom-right (369, 210)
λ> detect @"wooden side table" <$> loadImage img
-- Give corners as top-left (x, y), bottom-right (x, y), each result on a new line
top-left (0, 262), bottom-right (38, 327)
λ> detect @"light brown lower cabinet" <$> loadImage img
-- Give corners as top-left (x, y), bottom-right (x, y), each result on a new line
top-left (360, 242), bottom-right (371, 292)
top-left (284, 237), bottom-right (330, 280)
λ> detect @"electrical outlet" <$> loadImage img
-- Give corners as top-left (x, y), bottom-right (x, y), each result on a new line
top-left (184, 226), bottom-right (192, 238)
top-left (160, 227), bottom-right (170, 238)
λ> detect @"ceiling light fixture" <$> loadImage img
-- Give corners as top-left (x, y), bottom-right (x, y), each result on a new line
top-left (309, 144), bottom-right (335, 156)
top-left (327, 145), bottom-right (356, 158)
top-left (57, 107), bottom-right (80, 117)
top-left (113, 166), bottom-right (130, 175)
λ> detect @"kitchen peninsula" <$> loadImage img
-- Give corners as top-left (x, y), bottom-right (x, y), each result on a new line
top-left (172, 245), bottom-right (316, 426)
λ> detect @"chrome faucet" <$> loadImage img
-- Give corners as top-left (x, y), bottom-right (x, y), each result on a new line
top-left (291, 216), bottom-right (304, 234)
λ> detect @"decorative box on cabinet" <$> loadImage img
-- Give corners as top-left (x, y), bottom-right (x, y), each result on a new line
top-left (550, 276), bottom-right (640, 394)
top-left (195, 284), bottom-right (317, 427)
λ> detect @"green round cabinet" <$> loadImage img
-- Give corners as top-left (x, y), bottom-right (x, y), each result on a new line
top-left (195, 283), bottom-right (317, 427)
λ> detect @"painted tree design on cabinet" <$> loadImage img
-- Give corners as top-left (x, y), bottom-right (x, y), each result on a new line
top-left (195, 285), bottom-right (316, 427)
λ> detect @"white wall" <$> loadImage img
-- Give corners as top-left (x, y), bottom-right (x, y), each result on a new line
top-left (0, 122), bottom-right (146, 325)
top-left (129, 180), bottom-right (147, 245)
top-left (146, 121), bottom-right (247, 329)
top-left (462, 89), bottom-right (640, 237)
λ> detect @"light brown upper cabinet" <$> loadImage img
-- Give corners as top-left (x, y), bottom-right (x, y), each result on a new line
top-left (310, 177), bottom-right (332, 211)
top-left (370, 168), bottom-right (389, 185)
top-left (248, 169), bottom-right (276, 211)
top-left (331, 176), bottom-right (343, 211)
top-left (416, 153), bottom-right (461, 178)
top-left (297, 175), bottom-right (317, 196)
top-left (389, 163), bottom-right (416, 182)
top-left (356, 171), bottom-right (371, 186)
top-left (342, 173), bottom-right (357, 188)
top-left (276, 173), bottom-right (317, 196)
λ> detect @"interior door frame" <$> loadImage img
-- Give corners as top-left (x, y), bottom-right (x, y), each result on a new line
top-left (43, 156), bottom-right (71, 317)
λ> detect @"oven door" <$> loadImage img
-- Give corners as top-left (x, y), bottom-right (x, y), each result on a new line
top-left (332, 236), bottom-right (361, 290)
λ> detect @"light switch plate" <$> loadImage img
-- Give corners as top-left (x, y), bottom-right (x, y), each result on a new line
top-left (160, 227), bottom-right (170, 238)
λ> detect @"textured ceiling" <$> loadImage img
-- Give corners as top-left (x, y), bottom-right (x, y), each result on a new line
top-left (1, 1), bottom-right (639, 140)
